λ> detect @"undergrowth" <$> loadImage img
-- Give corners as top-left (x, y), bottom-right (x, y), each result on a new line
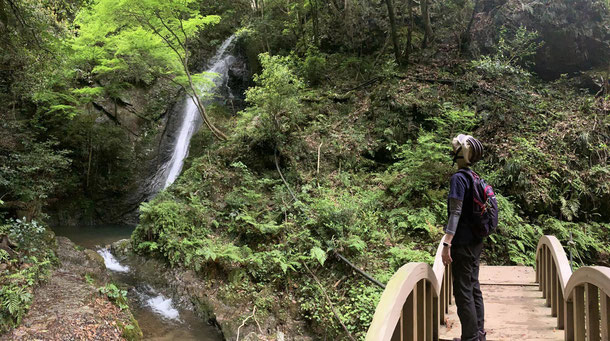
top-left (132, 41), bottom-right (610, 339)
top-left (0, 219), bottom-right (56, 333)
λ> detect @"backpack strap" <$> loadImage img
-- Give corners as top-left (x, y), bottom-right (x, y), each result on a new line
top-left (457, 168), bottom-right (473, 180)
top-left (457, 168), bottom-right (476, 201)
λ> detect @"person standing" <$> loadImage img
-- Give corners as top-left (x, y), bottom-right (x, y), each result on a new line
top-left (441, 134), bottom-right (487, 341)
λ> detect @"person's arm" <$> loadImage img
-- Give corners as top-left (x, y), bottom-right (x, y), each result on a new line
top-left (444, 197), bottom-right (463, 238)
top-left (442, 176), bottom-right (466, 265)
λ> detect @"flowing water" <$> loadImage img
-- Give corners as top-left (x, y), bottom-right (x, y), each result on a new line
top-left (162, 35), bottom-right (237, 188)
top-left (48, 36), bottom-right (241, 341)
top-left (52, 225), bottom-right (223, 341)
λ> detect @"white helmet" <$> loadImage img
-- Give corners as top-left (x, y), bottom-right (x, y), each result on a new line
top-left (451, 134), bottom-right (484, 165)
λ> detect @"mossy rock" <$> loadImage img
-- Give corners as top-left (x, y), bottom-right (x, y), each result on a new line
top-left (111, 239), bottom-right (132, 256)
top-left (84, 249), bottom-right (105, 269)
top-left (118, 314), bottom-right (143, 341)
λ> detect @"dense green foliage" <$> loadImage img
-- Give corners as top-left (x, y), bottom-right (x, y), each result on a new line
top-left (132, 31), bottom-right (609, 337)
top-left (0, 219), bottom-right (56, 333)
top-left (1, 0), bottom-right (609, 338)
top-left (98, 283), bottom-right (129, 311)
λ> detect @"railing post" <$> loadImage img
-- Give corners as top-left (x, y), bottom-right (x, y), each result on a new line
top-left (425, 281), bottom-right (433, 341)
top-left (574, 285), bottom-right (586, 341)
top-left (551, 262), bottom-right (558, 316)
top-left (546, 250), bottom-right (553, 307)
top-left (404, 285), bottom-right (416, 340)
top-left (565, 298), bottom-right (574, 341)
top-left (445, 266), bottom-right (450, 314)
top-left (440, 277), bottom-right (446, 324)
top-left (601, 293), bottom-right (609, 341)
top-left (558, 288), bottom-right (565, 330)
top-left (433, 294), bottom-right (439, 340)
top-left (540, 246), bottom-right (545, 293)
top-left (585, 284), bottom-right (600, 341)
top-left (447, 264), bottom-right (453, 308)
top-left (417, 281), bottom-right (425, 341)
top-left (536, 250), bottom-right (540, 284)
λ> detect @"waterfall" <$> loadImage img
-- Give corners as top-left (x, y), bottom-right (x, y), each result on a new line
top-left (162, 35), bottom-right (237, 189)
top-left (97, 247), bottom-right (130, 273)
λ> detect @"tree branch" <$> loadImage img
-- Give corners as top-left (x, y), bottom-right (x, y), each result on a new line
top-left (303, 263), bottom-right (356, 341)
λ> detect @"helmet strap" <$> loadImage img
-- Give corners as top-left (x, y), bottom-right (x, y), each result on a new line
top-left (452, 146), bottom-right (464, 166)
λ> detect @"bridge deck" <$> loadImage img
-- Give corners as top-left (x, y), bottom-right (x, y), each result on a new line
top-left (440, 266), bottom-right (564, 341)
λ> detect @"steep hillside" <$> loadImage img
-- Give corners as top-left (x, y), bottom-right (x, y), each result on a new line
top-left (131, 31), bottom-right (610, 339)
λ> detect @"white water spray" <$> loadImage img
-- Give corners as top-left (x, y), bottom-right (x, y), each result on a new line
top-left (146, 293), bottom-right (180, 320)
top-left (163, 35), bottom-right (237, 188)
top-left (97, 248), bottom-right (130, 273)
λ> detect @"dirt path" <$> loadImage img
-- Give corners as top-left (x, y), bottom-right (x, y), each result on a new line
top-left (1, 237), bottom-right (138, 341)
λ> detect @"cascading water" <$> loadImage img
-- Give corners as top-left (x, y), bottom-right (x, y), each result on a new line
top-left (98, 247), bottom-right (130, 273)
top-left (162, 35), bottom-right (237, 189)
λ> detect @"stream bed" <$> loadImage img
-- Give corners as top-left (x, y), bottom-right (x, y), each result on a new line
top-left (52, 225), bottom-right (223, 341)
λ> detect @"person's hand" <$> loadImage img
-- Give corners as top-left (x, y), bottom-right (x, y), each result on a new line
top-left (442, 246), bottom-right (452, 266)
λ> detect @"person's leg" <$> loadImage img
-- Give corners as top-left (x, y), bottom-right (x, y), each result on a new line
top-left (470, 241), bottom-right (485, 338)
top-left (451, 245), bottom-right (479, 341)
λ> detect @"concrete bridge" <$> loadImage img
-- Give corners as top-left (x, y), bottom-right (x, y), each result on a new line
top-left (366, 235), bottom-right (610, 341)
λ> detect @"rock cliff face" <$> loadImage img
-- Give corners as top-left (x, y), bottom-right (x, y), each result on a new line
top-left (471, 0), bottom-right (610, 81)
top-left (48, 36), bottom-right (251, 226)
top-left (122, 36), bottom-right (251, 225)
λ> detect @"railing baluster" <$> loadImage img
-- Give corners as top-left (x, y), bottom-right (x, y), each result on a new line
top-left (448, 264), bottom-right (452, 305)
top-left (552, 261), bottom-right (558, 316)
top-left (417, 280), bottom-right (425, 341)
top-left (586, 283), bottom-right (600, 341)
top-left (541, 246), bottom-right (547, 297)
top-left (565, 299), bottom-right (575, 341)
top-left (546, 249), bottom-right (552, 307)
top-left (601, 294), bottom-right (609, 341)
top-left (405, 286), bottom-right (416, 341)
top-left (433, 294), bottom-right (439, 340)
top-left (445, 266), bottom-right (450, 314)
top-left (536, 251), bottom-right (540, 284)
top-left (425, 280), bottom-right (433, 341)
top-left (574, 285), bottom-right (586, 341)
top-left (440, 276), bottom-right (446, 324)
top-left (558, 287), bottom-right (565, 329)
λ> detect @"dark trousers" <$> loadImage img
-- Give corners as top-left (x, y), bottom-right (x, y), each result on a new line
top-left (451, 241), bottom-right (485, 341)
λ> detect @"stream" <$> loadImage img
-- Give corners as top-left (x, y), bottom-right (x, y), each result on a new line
top-left (52, 225), bottom-right (223, 341)
top-left (48, 35), bottom-right (242, 340)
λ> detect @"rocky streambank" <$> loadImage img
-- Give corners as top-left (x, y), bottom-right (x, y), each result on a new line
top-left (1, 237), bottom-right (141, 341)
top-left (111, 239), bottom-right (315, 341)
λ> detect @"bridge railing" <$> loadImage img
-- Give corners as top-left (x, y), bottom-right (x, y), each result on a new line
top-left (365, 238), bottom-right (451, 341)
top-left (536, 235), bottom-right (610, 341)
top-left (564, 266), bottom-right (610, 341)
top-left (536, 235), bottom-right (573, 329)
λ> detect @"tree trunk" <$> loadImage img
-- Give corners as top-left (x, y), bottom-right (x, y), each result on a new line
top-left (460, 0), bottom-right (481, 53)
top-left (384, 0), bottom-right (401, 64)
top-left (406, 0), bottom-right (413, 62)
top-left (0, 235), bottom-right (17, 260)
top-left (421, 0), bottom-right (434, 48)
top-left (311, 0), bottom-right (320, 47)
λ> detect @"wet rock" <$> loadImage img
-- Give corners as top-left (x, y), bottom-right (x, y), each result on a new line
top-left (84, 249), bottom-right (106, 270)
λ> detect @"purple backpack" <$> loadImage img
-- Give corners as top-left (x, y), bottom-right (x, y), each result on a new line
top-left (458, 169), bottom-right (499, 237)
